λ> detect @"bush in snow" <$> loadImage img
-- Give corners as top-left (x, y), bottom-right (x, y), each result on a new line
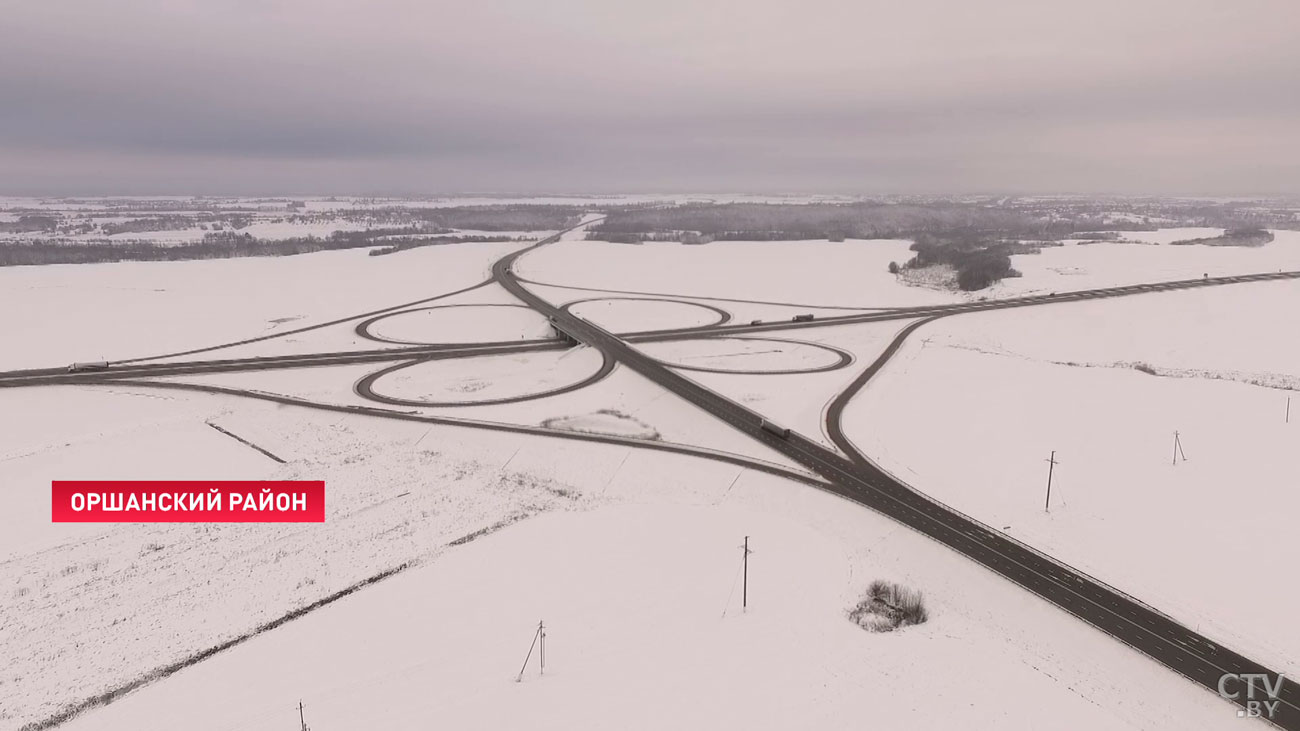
top-left (848, 580), bottom-right (928, 632)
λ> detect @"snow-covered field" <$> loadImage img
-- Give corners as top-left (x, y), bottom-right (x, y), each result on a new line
top-left (0, 388), bottom-right (603, 730)
top-left (0, 240), bottom-right (525, 370)
top-left (653, 321), bottom-right (913, 449)
top-left (568, 297), bottom-right (728, 331)
top-left (159, 358), bottom-right (814, 476)
top-left (519, 238), bottom-right (955, 309)
top-left (50, 439), bottom-right (1238, 731)
top-left (993, 229), bottom-right (1300, 297)
top-left (370, 348), bottom-right (606, 404)
top-left (5, 217), bottom-right (1298, 731)
top-left (521, 229), bottom-right (1300, 315)
top-left (364, 303), bottom-right (550, 344)
top-left (640, 336), bottom-right (846, 372)
top-left (843, 279), bottom-right (1300, 675)
top-left (0, 388), bottom-right (276, 558)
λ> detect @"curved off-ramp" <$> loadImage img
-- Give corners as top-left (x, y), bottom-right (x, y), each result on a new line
top-left (355, 303), bottom-right (546, 346)
top-left (353, 348), bottom-right (616, 408)
top-left (648, 335), bottom-right (853, 376)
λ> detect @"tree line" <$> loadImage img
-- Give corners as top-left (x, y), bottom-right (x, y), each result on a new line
top-left (0, 229), bottom-right (517, 267)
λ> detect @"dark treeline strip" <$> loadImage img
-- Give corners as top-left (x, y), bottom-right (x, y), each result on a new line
top-left (1170, 228), bottom-right (1275, 247)
top-left (591, 203), bottom-right (1078, 290)
top-left (0, 229), bottom-right (516, 267)
top-left (904, 234), bottom-right (1051, 291)
top-left (0, 216), bottom-right (59, 234)
top-left (100, 214), bottom-right (252, 236)
top-left (367, 235), bottom-right (522, 256)
top-left (311, 205), bottom-right (583, 231)
top-left (593, 203), bottom-right (1068, 241)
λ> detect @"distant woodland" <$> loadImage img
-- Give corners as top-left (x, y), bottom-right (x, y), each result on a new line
top-left (1170, 228), bottom-right (1274, 247)
top-left (0, 230), bottom-right (518, 267)
top-left (588, 201), bottom-right (1295, 291)
top-left (0, 205), bottom-right (581, 267)
top-left (591, 203), bottom-right (1068, 290)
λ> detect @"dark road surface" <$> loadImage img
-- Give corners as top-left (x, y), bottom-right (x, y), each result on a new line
top-left (3, 223), bottom-right (1296, 727)
top-left (497, 233), bottom-right (1299, 728)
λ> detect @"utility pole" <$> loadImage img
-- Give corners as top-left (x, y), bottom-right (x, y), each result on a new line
top-left (742, 536), bottom-right (752, 611)
top-left (298, 700), bottom-right (309, 731)
top-left (1172, 431), bottom-right (1187, 465)
top-left (1044, 451), bottom-right (1058, 512)
top-left (1287, 396), bottom-right (1291, 424)
top-left (516, 620), bottom-right (545, 682)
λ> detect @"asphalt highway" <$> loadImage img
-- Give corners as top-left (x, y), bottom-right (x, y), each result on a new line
top-left (4, 213), bottom-right (1295, 392)
top-left (497, 238), bottom-right (1299, 728)
top-left (353, 347), bottom-right (616, 408)
top-left (10, 222), bottom-right (1297, 727)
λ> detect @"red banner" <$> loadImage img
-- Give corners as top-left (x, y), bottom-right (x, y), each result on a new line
top-left (52, 481), bottom-right (325, 522)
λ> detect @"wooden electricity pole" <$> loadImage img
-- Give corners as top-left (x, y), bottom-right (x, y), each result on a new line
top-left (298, 700), bottom-right (309, 731)
top-left (1287, 396), bottom-right (1291, 424)
top-left (742, 536), bottom-right (752, 610)
top-left (516, 620), bottom-right (545, 682)
top-left (1044, 451), bottom-right (1058, 512)
top-left (1172, 431), bottom-right (1187, 465)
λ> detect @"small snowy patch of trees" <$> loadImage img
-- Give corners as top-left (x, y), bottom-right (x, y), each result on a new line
top-left (848, 580), bottom-right (929, 632)
top-left (905, 233), bottom-right (1023, 291)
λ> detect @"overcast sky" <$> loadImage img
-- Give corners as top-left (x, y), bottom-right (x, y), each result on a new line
top-left (2, 0), bottom-right (1297, 196)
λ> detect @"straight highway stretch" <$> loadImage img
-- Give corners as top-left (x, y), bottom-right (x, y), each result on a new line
top-left (496, 234), bottom-right (1298, 728)
top-left (7, 265), bottom-right (1299, 390)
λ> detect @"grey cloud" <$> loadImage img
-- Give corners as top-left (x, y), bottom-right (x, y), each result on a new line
top-left (1, 0), bottom-right (1298, 195)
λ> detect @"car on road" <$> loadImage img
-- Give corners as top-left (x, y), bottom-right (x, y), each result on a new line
top-left (759, 419), bottom-right (791, 438)
top-left (791, 313), bottom-right (814, 322)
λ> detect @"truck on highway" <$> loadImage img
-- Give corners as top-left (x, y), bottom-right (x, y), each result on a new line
top-left (759, 418), bottom-right (791, 439)
top-left (791, 313), bottom-right (814, 322)
top-left (66, 361), bottom-right (110, 373)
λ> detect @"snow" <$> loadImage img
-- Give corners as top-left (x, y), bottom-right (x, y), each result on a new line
top-left (640, 336), bottom-right (844, 372)
top-left (520, 229), bottom-right (1300, 316)
top-left (161, 359), bottom-right (815, 477)
top-left (842, 281), bottom-right (1300, 676)
top-left (539, 409), bottom-right (661, 439)
top-left (1109, 227), bottom-right (1226, 245)
top-left (55, 474), bottom-right (1238, 731)
top-left (139, 281), bottom-right (534, 363)
top-left (0, 240), bottom-right (527, 370)
top-left (5, 213), bottom-right (1293, 731)
top-left (526, 281), bottom-right (874, 331)
top-left (992, 229), bottom-right (1300, 297)
top-left (370, 347), bottom-right (606, 404)
top-left (0, 391), bottom-right (604, 731)
top-left (0, 387), bottom-right (276, 557)
top-left (364, 304), bottom-right (551, 344)
top-left (518, 238), bottom-right (960, 309)
top-left (234, 220), bottom-right (370, 240)
top-left (568, 297), bottom-right (727, 331)
top-left (653, 321), bottom-right (911, 450)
